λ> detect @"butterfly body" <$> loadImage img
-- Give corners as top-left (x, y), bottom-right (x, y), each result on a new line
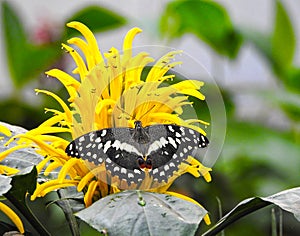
top-left (65, 121), bottom-right (209, 186)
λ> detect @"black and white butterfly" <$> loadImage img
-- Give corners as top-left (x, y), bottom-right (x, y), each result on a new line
top-left (65, 121), bottom-right (209, 185)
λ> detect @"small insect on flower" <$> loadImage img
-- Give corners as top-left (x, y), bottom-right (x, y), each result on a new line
top-left (65, 120), bottom-right (209, 189)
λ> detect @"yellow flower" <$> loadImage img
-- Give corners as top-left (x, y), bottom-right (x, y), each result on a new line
top-left (0, 22), bottom-right (212, 224)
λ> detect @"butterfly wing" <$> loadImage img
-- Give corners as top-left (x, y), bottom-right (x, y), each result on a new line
top-left (145, 124), bottom-right (209, 182)
top-left (65, 127), bottom-right (145, 184)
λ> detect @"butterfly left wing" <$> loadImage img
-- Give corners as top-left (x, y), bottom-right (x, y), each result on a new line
top-left (65, 128), bottom-right (146, 185)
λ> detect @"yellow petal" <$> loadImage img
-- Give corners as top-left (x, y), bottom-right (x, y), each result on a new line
top-left (46, 69), bottom-right (79, 102)
top-left (178, 88), bottom-right (205, 100)
top-left (84, 180), bottom-right (98, 206)
top-left (0, 165), bottom-right (19, 175)
top-left (43, 161), bottom-right (63, 176)
top-left (0, 202), bottom-right (24, 233)
top-left (171, 80), bottom-right (204, 90)
top-left (122, 27), bottom-right (142, 63)
top-left (11, 134), bottom-right (67, 159)
top-left (35, 89), bottom-right (73, 123)
top-left (61, 43), bottom-right (88, 81)
top-left (67, 21), bottom-right (103, 65)
top-left (31, 180), bottom-right (78, 200)
top-left (0, 145), bottom-right (29, 162)
top-left (0, 124), bottom-right (12, 137)
top-left (67, 37), bottom-right (95, 70)
top-left (57, 158), bottom-right (80, 183)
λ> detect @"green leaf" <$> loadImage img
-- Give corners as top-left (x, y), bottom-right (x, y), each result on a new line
top-left (76, 191), bottom-right (207, 235)
top-left (285, 66), bottom-right (300, 92)
top-left (271, 0), bottom-right (295, 70)
top-left (202, 187), bottom-right (300, 236)
top-left (4, 166), bottom-right (51, 235)
top-left (53, 188), bottom-right (85, 236)
top-left (64, 5), bottom-right (126, 38)
top-left (0, 175), bottom-right (12, 195)
top-left (1, 1), bottom-right (61, 89)
top-left (8, 166), bottom-right (37, 204)
top-left (160, 0), bottom-right (242, 58)
top-left (241, 1), bottom-right (295, 79)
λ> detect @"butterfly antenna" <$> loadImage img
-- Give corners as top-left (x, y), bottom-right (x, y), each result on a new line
top-left (138, 105), bottom-right (156, 121)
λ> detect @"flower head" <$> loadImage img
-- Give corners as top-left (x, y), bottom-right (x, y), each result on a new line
top-left (0, 22), bottom-right (211, 223)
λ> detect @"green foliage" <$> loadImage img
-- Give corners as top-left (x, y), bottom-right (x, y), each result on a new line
top-left (76, 191), bottom-right (207, 235)
top-left (241, 0), bottom-right (300, 93)
top-left (271, 0), bottom-right (296, 71)
top-left (1, 0), bottom-right (300, 235)
top-left (203, 187), bottom-right (300, 235)
top-left (1, 2), bottom-right (60, 89)
top-left (1, 2), bottom-right (126, 90)
top-left (160, 0), bottom-right (243, 58)
top-left (64, 5), bottom-right (126, 39)
top-left (0, 1), bottom-right (126, 129)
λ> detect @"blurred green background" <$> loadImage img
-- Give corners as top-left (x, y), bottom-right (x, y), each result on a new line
top-left (1, 0), bottom-right (300, 235)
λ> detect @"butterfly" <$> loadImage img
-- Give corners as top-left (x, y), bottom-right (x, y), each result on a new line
top-left (65, 121), bottom-right (209, 186)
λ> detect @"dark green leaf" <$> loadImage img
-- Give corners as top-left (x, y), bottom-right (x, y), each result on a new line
top-left (76, 191), bottom-right (207, 235)
top-left (4, 167), bottom-right (50, 235)
top-left (8, 166), bottom-right (37, 204)
top-left (202, 187), bottom-right (300, 236)
top-left (54, 188), bottom-right (85, 236)
top-left (285, 66), bottom-right (300, 92)
top-left (271, 0), bottom-right (295, 70)
top-left (0, 175), bottom-right (12, 195)
top-left (160, 0), bottom-right (242, 58)
top-left (1, 1), bottom-right (61, 89)
top-left (64, 5), bottom-right (126, 38)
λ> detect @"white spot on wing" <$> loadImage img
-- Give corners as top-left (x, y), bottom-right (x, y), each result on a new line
top-left (95, 137), bottom-right (101, 143)
top-left (103, 140), bottom-right (111, 153)
top-left (101, 130), bottom-right (107, 137)
top-left (159, 137), bottom-right (168, 146)
top-left (79, 136), bottom-right (85, 142)
top-left (112, 140), bottom-right (121, 150)
top-left (168, 125), bottom-right (175, 132)
top-left (128, 173), bottom-right (134, 178)
top-left (169, 162), bottom-right (175, 167)
top-left (146, 140), bottom-right (162, 155)
top-left (189, 129), bottom-right (195, 135)
top-left (120, 142), bottom-right (142, 156)
top-left (168, 137), bottom-right (177, 148)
